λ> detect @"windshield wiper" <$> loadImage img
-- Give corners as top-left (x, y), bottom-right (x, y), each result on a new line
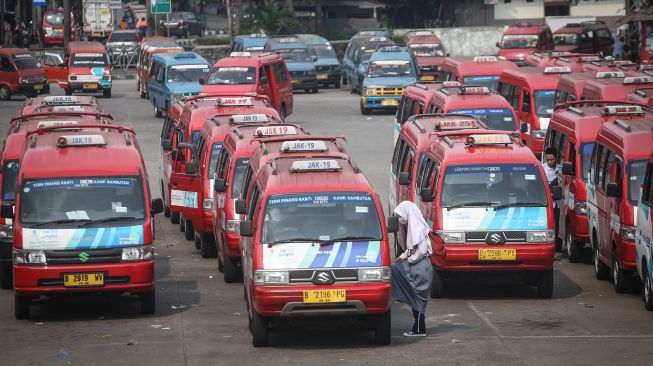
top-left (446, 202), bottom-right (497, 210)
top-left (267, 237), bottom-right (325, 248)
top-left (493, 202), bottom-right (545, 211)
top-left (30, 218), bottom-right (91, 227)
top-left (79, 216), bottom-right (139, 227)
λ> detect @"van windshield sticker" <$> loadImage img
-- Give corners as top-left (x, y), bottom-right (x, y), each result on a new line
top-left (26, 178), bottom-right (133, 191)
top-left (267, 193), bottom-right (373, 208)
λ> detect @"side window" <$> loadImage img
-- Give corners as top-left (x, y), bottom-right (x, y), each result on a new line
top-left (597, 146), bottom-right (609, 190)
top-left (511, 86), bottom-right (521, 110)
top-left (590, 144), bottom-right (600, 184)
top-left (602, 150), bottom-right (615, 190)
top-left (272, 62), bottom-right (289, 83)
top-left (544, 129), bottom-right (558, 157)
top-left (643, 163), bottom-right (653, 206)
top-left (241, 166), bottom-right (254, 201)
top-left (247, 186), bottom-right (260, 221)
top-left (161, 117), bottom-right (174, 141)
top-left (555, 90), bottom-right (567, 104)
top-left (215, 150), bottom-right (231, 180)
top-left (557, 134), bottom-right (568, 165)
top-left (400, 98), bottom-right (415, 123)
top-left (0, 56), bottom-right (14, 72)
top-left (150, 62), bottom-right (159, 80)
top-left (415, 154), bottom-right (429, 190)
top-left (498, 82), bottom-right (513, 103)
top-left (258, 67), bottom-right (267, 84)
top-left (427, 103), bottom-right (439, 113)
top-left (612, 158), bottom-right (623, 185)
top-left (404, 150), bottom-right (415, 176)
top-left (391, 139), bottom-right (405, 175)
top-left (522, 89), bottom-right (531, 113)
top-left (597, 29), bottom-right (612, 44)
top-left (568, 142), bottom-right (576, 167)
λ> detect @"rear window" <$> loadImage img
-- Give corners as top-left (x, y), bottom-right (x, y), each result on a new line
top-left (45, 12), bottom-right (63, 26)
top-left (554, 33), bottom-right (580, 46)
top-left (463, 75), bottom-right (500, 90)
top-left (308, 45), bottom-right (337, 59)
top-left (501, 34), bottom-right (539, 49)
top-left (71, 53), bottom-right (108, 67)
top-left (167, 64), bottom-right (209, 83)
top-left (207, 66), bottom-right (256, 85)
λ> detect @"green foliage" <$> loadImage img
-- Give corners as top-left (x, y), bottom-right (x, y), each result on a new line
top-left (239, 2), bottom-right (299, 35)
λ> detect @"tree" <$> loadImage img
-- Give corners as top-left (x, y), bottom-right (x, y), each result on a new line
top-left (240, 1), bottom-right (298, 34)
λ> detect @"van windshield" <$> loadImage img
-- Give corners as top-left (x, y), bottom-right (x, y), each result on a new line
top-left (580, 143), bottom-right (594, 182)
top-left (13, 54), bottom-right (39, 69)
top-left (45, 12), bottom-right (64, 26)
top-left (629, 161), bottom-right (647, 204)
top-left (448, 108), bottom-right (516, 131)
top-left (408, 43), bottom-right (444, 57)
top-left (534, 90), bottom-right (556, 117)
top-left (71, 53), bottom-right (107, 67)
top-left (2, 161), bottom-right (19, 202)
top-left (261, 193), bottom-right (382, 244)
top-left (501, 34), bottom-right (539, 49)
top-left (208, 142), bottom-right (223, 177)
top-left (554, 33), bottom-right (580, 46)
top-left (278, 49), bottom-right (313, 63)
top-left (463, 75), bottom-right (500, 90)
top-left (366, 60), bottom-right (414, 77)
top-left (441, 164), bottom-right (547, 208)
top-left (308, 45), bottom-right (337, 59)
top-left (20, 177), bottom-right (146, 226)
top-left (230, 158), bottom-right (249, 198)
top-left (167, 64), bottom-right (209, 83)
top-left (206, 66), bottom-right (256, 85)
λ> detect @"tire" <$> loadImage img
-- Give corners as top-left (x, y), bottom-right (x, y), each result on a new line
top-left (194, 233), bottom-right (201, 250)
top-left (537, 269), bottom-right (554, 298)
top-left (280, 105), bottom-right (286, 122)
top-left (184, 219), bottom-right (195, 241)
top-left (154, 103), bottom-right (163, 118)
top-left (360, 100), bottom-right (372, 115)
top-left (430, 270), bottom-right (445, 298)
top-left (103, 88), bottom-right (111, 98)
top-left (340, 73), bottom-right (348, 86)
top-left (304, 88), bottom-right (310, 94)
top-left (555, 236), bottom-right (562, 252)
top-left (200, 233), bottom-right (218, 258)
top-left (64, 88), bottom-right (73, 96)
top-left (14, 295), bottom-right (31, 319)
top-left (643, 270), bottom-right (653, 311)
top-left (223, 254), bottom-right (242, 283)
top-left (164, 205), bottom-right (171, 217)
top-left (170, 211), bottom-right (180, 225)
top-left (217, 238), bottom-right (224, 272)
top-left (594, 240), bottom-right (610, 280)
top-left (612, 249), bottom-right (630, 293)
top-left (139, 291), bottom-right (156, 315)
top-left (312, 88), bottom-right (318, 94)
top-left (251, 310), bottom-right (269, 347)
top-left (0, 85), bottom-right (11, 101)
top-left (566, 229), bottom-right (583, 263)
top-left (334, 81), bottom-right (341, 89)
top-left (374, 310), bottom-right (392, 345)
top-left (0, 261), bottom-right (12, 289)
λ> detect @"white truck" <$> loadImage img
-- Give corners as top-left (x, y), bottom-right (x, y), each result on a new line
top-left (83, 0), bottom-right (113, 41)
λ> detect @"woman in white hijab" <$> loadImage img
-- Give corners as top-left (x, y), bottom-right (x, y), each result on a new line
top-left (391, 201), bottom-right (433, 337)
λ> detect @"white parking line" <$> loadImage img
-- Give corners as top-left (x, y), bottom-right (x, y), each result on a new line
top-left (468, 302), bottom-right (503, 337)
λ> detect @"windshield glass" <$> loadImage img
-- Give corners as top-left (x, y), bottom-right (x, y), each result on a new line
top-left (554, 33), bottom-right (580, 46)
top-left (19, 177), bottom-right (146, 226)
top-left (208, 142), bottom-right (223, 177)
top-left (366, 60), bottom-right (413, 77)
top-left (408, 43), bottom-right (444, 57)
top-left (230, 158), bottom-right (249, 198)
top-left (261, 193), bottom-right (382, 243)
top-left (501, 34), bottom-right (539, 49)
top-left (278, 49), bottom-right (312, 63)
top-left (308, 45), bottom-right (337, 59)
top-left (2, 161), bottom-right (19, 202)
top-left (629, 161), bottom-right (647, 204)
top-left (441, 164), bottom-right (548, 207)
top-left (534, 90), bottom-right (556, 117)
top-left (71, 53), bottom-right (107, 67)
top-left (448, 108), bottom-right (516, 131)
top-left (580, 143), bottom-right (594, 182)
top-left (167, 65), bottom-right (209, 83)
top-left (109, 32), bottom-right (138, 42)
top-left (207, 66), bottom-right (255, 85)
top-left (13, 54), bottom-right (39, 69)
top-left (45, 12), bottom-right (63, 26)
top-left (463, 75), bottom-right (500, 90)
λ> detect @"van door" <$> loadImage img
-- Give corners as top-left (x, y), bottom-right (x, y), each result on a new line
top-left (596, 146), bottom-right (611, 259)
top-left (147, 62), bottom-right (165, 110)
top-left (0, 55), bottom-right (17, 94)
top-left (257, 65), bottom-right (274, 109)
top-left (271, 62), bottom-right (292, 118)
top-left (169, 140), bottom-right (202, 220)
top-left (43, 52), bottom-right (68, 85)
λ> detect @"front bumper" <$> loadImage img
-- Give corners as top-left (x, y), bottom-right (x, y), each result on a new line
top-left (17, 83), bottom-right (50, 96)
top-left (568, 212), bottom-right (589, 242)
top-left (0, 238), bottom-right (11, 262)
top-left (618, 240), bottom-right (637, 271)
top-left (361, 95), bottom-right (401, 109)
top-left (431, 244), bottom-right (555, 271)
top-left (67, 81), bottom-right (111, 93)
top-left (316, 71), bottom-right (340, 85)
top-left (290, 75), bottom-right (318, 89)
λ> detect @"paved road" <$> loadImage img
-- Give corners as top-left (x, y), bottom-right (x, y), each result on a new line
top-left (0, 81), bottom-right (652, 366)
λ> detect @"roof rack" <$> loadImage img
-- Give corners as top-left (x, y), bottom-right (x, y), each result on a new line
top-left (11, 111), bottom-right (113, 123)
top-left (613, 119), bottom-right (632, 132)
top-left (25, 123), bottom-right (135, 139)
top-left (568, 106), bottom-right (584, 116)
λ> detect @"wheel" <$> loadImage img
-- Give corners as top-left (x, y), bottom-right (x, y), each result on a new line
top-left (360, 100), bottom-right (372, 115)
top-left (566, 229), bottom-right (583, 263)
top-left (0, 85), bottom-right (12, 101)
top-left (200, 233), bottom-right (218, 258)
top-left (537, 269), bottom-right (554, 298)
top-left (250, 310), bottom-right (269, 347)
top-left (430, 270), bottom-right (445, 298)
top-left (217, 238), bottom-right (224, 272)
top-left (179, 216), bottom-right (185, 232)
top-left (194, 233), bottom-right (201, 249)
top-left (184, 219), bottom-right (195, 241)
top-left (374, 310), bottom-right (391, 345)
top-left (334, 81), bottom-right (341, 89)
top-left (164, 205), bottom-right (171, 217)
top-left (643, 271), bottom-right (653, 311)
top-left (139, 291), bottom-right (156, 315)
top-left (594, 239), bottom-right (610, 280)
top-left (555, 236), bottom-right (562, 252)
top-left (304, 88), bottom-right (310, 93)
top-left (0, 261), bottom-right (12, 289)
top-left (103, 88), bottom-right (111, 98)
top-left (341, 73), bottom-right (348, 86)
top-left (312, 88), bottom-right (318, 94)
top-left (154, 103), bottom-right (163, 118)
top-left (14, 295), bottom-right (31, 319)
top-left (612, 249), bottom-right (630, 293)
top-left (170, 211), bottom-right (180, 225)
top-left (223, 254), bottom-right (242, 283)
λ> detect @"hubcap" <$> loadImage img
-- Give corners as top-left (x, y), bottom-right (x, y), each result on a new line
top-left (0, 88), bottom-right (8, 98)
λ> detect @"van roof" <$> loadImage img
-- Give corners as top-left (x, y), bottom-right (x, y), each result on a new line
top-left (68, 41), bottom-right (106, 53)
top-left (370, 48), bottom-right (411, 62)
top-left (434, 86), bottom-right (512, 109)
top-left (223, 124), bottom-right (307, 156)
top-left (504, 23), bottom-right (548, 34)
top-left (598, 117), bottom-right (653, 159)
top-left (555, 21), bottom-right (607, 34)
top-left (0, 48), bottom-right (35, 56)
top-left (214, 51), bottom-right (282, 67)
top-left (153, 52), bottom-right (209, 66)
top-left (250, 136), bottom-right (348, 174)
top-left (443, 56), bottom-right (518, 75)
top-left (430, 130), bottom-right (536, 166)
top-left (501, 66), bottom-right (570, 88)
top-left (581, 76), bottom-right (653, 100)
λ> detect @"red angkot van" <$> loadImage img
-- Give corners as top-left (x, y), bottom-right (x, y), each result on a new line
top-left (497, 23), bottom-right (554, 65)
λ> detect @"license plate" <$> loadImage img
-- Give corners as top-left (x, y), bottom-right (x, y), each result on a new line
top-left (381, 99), bottom-right (398, 106)
top-left (33, 84), bottom-right (43, 90)
top-left (54, 28), bottom-right (63, 33)
top-left (478, 248), bottom-right (516, 261)
top-left (420, 75), bottom-right (435, 81)
top-left (63, 273), bottom-right (105, 287)
top-left (83, 83), bottom-right (97, 89)
top-left (303, 289), bottom-right (346, 304)
top-left (92, 32), bottom-right (103, 36)
top-left (316, 73), bottom-right (328, 80)
top-left (292, 79), bottom-right (299, 85)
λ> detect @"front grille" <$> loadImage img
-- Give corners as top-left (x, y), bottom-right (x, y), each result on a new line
top-left (39, 276), bottom-right (130, 287)
top-left (420, 66), bottom-right (438, 72)
top-left (371, 87), bottom-right (404, 96)
top-left (289, 268), bottom-right (359, 283)
top-left (290, 71), bottom-right (305, 77)
top-left (315, 65), bottom-right (330, 72)
top-left (45, 248), bottom-right (123, 265)
top-left (466, 231), bottom-right (526, 243)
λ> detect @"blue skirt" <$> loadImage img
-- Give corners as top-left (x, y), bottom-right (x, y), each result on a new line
top-left (391, 258), bottom-right (433, 314)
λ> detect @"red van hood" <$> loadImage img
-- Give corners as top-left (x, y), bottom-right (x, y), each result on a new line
top-left (416, 56), bottom-right (444, 67)
top-left (554, 45), bottom-right (579, 52)
top-left (498, 48), bottom-right (531, 61)
top-left (201, 84), bottom-right (256, 94)
top-left (19, 68), bottom-right (46, 77)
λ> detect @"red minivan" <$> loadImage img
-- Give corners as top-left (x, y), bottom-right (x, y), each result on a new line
top-left (0, 49), bottom-right (49, 101)
top-left (42, 8), bottom-right (76, 46)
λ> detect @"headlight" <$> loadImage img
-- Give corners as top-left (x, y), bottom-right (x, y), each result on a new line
top-left (253, 270), bottom-right (289, 285)
top-left (226, 219), bottom-right (241, 234)
top-left (0, 223), bottom-right (13, 238)
top-left (527, 230), bottom-right (554, 243)
top-left (574, 201), bottom-right (588, 215)
top-left (14, 249), bottom-right (46, 265)
top-left (358, 267), bottom-right (390, 282)
top-left (438, 231), bottom-right (465, 244)
top-left (169, 93), bottom-right (184, 102)
top-left (19, 77), bottom-right (29, 84)
top-left (622, 225), bottom-right (636, 241)
top-left (532, 129), bottom-right (547, 139)
top-left (365, 88), bottom-right (376, 95)
top-left (203, 198), bottom-right (213, 211)
top-left (121, 246), bottom-right (154, 261)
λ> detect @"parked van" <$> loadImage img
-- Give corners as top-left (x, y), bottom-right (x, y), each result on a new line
top-left (136, 41), bottom-right (184, 99)
top-left (45, 41), bottom-right (112, 98)
top-left (297, 34), bottom-right (342, 88)
top-left (201, 51), bottom-right (293, 120)
top-left (403, 30), bottom-right (446, 81)
top-left (636, 154), bottom-right (653, 310)
top-left (0, 49), bottom-right (49, 101)
top-left (627, 87), bottom-right (653, 107)
top-left (554, 71), bottom-right (595, 103)
top-left (230, 34), bottom-right (269, 52)
top-left (581, 75), bottom-right (653, 101)
top-left (342, 36), bottom-right (396, 93)
top-left (42, 8), bottom-right (76, 46)
top-left (264, 36), bottom-right (318, 93)
top-left (438, 56), bottom-right (518, 91)
top-left (497, 23), bottom-right (554, 65)
top-left (553, 21), bottom-right (614, 55)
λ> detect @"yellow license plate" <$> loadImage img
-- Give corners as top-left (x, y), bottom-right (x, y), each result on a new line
top-left (292, 79), bottom-right (299, 85)
top-left (316, 73), bottom-right (328, 80)
top-left (54, 28), bottom-right (63, 33)
top-left (33, 84), bottom-right (43, 90)
top-left (478, 248), bottom-right (516, 261)
top-left (83, 83), bottom-right (97, 89)
top-left (63, 273), bottom-right (105, 287)
top-left (303, 289), bottom-right (346, 304)
top-left (92, 32), bottom-right (103, 36)
top-left (381, 99), bottom-right (398, 106)
top-left (420, 75), bottom-right (435, 81)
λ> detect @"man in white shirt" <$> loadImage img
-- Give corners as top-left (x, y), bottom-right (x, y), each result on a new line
top-left (543, 147), bottom-right (562, 251)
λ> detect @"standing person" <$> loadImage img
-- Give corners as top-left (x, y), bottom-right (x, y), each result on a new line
top-left (391, 201), bottom-right (433, 337)
top-left (543, 147), bottom-right (562, 251)
top-left (3, 19), bottom-right (12, 46)
top-left (119, 17), bottom-right (127, 30)
top-left (613, 37), bottom-right (625, 60)
top-left (137, 17), bottom-right (147, 37)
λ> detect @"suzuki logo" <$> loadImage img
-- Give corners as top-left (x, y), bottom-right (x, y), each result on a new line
top-left (313, 271), bottom-right (335, 285)
top-left (79, 252), bottom-right (90, 263)
top-left (487, 232), bottom-right (505, 245)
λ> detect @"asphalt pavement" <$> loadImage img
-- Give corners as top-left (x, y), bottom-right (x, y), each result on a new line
top-left (0, 81), bottom-right (652, 365)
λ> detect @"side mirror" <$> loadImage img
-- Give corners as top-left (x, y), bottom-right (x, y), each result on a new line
top-left (185, 160), bottom-right (198, 175)
top-left (398, 172), bottom-right (410, 186)
top-left (214, 178), bottom-right (226, 192)
top-left (239, 220), bottom-right (253, 237)
top-left (162, 139), bottom-right (172, 151)
top-left (551, 186), bottom-right (563, 201)
top-left (235, 199), bottom-right (247, 214)
top-left (0, 204), bottom-right (14, 219)
top-left (311, 55), bottom-right (318, 62)
top-left (521, 103), bottom-right (531, 113)
top-left (496, 41), bottom-right (500, 48)
top-left (606, 182), bottom-right (621, 198)
top-left (520, 122), bottom-right (528, 134)
top-left (151, 198), bottom-right (164, 214)
top-left (387, 216), bottom-right (399, 233)
top-left (446, 53), bottom-right (450, 57)
top-left (420, 188), bottom-right (434, 202)
top-left (562, 161), bottom-right (574, 176)
top-left (199, 76), bottom-right (206, 85)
